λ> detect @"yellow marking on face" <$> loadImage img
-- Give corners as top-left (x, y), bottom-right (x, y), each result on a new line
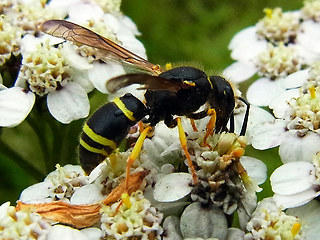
top-left (207, 76), bottom-right (213, 89)
top-left (83, 123), bottom-right (117, 149)
top-left (183, 80), bottom-right (196, 87)
top-left (80, 138), bottom-right (109, 156)
top-left (113, 97), bottom-right (136, 122)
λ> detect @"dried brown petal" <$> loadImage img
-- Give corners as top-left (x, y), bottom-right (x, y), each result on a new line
top-left (16, 200), bottom-right (101, 228)
top-left (16, 171), bottom-right (147, 228)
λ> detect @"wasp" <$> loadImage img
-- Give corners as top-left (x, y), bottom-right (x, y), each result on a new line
top-left (40, 20), bottom-right (249, 194)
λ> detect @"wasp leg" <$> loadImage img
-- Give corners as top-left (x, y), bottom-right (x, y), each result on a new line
top-left (229, 112), bottom-right (235, 133)
top-left (176, 117), bottom-right (198, 185)
top-left (190, 119), bottom-right (198, 132)
top-left (202, 108), bottom-right (216, 149)
top-left (237, 97), bottom-right (250, 136)
top-left (186, 109), bottom-right (210, 132)
top-left (121, 125), bottom-right (152, 208)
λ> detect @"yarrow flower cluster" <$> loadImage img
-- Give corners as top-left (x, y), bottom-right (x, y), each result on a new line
top-left (3, 0), bottom-right (320, 239)
top-left (244, 198), bottom-right (303, 240)
top-left (224, 2), bottom-right (320, 108)
top-left (0, 0), bottom-right (147, 126)
top-left (2, 113), bottom-right (267, 239)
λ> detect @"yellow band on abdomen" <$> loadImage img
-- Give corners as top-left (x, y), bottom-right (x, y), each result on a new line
top-left (80, 138), bottom-right (109, 156)
top-left (83, 123), bottom-right (117, 149)
top-left (113, 97), bottom-right (136, 122)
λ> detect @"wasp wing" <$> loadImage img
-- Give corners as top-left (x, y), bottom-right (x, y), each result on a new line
top-left (39, 20), bottom-right (161, 74)
top-left (106, 74), bottom-right (192, 93)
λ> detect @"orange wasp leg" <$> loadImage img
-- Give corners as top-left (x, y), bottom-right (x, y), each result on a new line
top-left (176, 117), bottom-right (198, 185)
top-left (202, 108), bottom-right (216, 149)
top-left (120, 126), bottom-right (152, 208)
top-left (190, 118), bottom-right (198, 132)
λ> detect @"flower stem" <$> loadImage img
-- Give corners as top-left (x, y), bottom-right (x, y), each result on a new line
top-left (0, 139), bottom-right (44, 181)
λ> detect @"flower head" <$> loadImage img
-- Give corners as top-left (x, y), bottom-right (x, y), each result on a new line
top-left (256, 8), bottom-right (300, 44)
top-left (245, 198), bottom-right (303, 240)
top-left (301, 0), bottom-right (320, 21)
top-left (100, 191), bottom-right (163, 240)
top-left (0, 201), bottom-right (51, 239)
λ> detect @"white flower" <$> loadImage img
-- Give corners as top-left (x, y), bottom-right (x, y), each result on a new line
top-left (271, 153), bottom-right (320, 209)
top-left (244, 198), bottom-right (304, 239)
top-left (162, 202), bottom-right (228, 240)
top-left (47, 225), bottom-right (90, 240)
top-left (12, 34), bottom-right (91, 124)
top-left (0, 201), bottom-right (51, 240)
top-left (301, 0), bottom-right (320, 21)
top-left (0, 86), bottom-right (35, 127)
top-left (224, 8), bottom-right (302, 83)
top-left (296, 20), bottom-right (320, 64)
top-left (65, 3), bottom-right (147, 94)
top-left (286, 200), bottom-right (320, 240)
top-left (20, 164), bottom-right (90, 203)
top-left (100, 191), bottom-right (163, 240)
top-left (0, 1), bottom-right (148, 127)
top-left (251, 64), bottom-right (320, 163)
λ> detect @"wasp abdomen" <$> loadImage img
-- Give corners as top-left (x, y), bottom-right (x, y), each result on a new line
top-left (79, 93), bottom-right (148, 174)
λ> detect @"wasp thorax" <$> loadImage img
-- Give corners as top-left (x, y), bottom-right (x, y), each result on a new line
top-left (18, 41), bottom-right (72, 96)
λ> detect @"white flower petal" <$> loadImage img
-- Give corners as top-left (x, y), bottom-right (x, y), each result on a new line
top-left (117, 35), bottom-right (147, 59)
top-left (269, 88), bottom-right (300, 118)
top-left (251, 119), bottom-right (287, 150)
top-left (0, 202), bottom-right (10, 218)
top-left (233, 105), bottom-right (274, 143)
top-left (231, 38), bottom-right (267, 62)
top-left (297, 20), bottom-right (320, 54)
top-left (247, 77), bottom-right (285, 106)
top-left (70, 184), bottom-right (104, 204)
top-left (287, 200), bottom-right (320, 239)
top-left (228, 26), bottom-right (257, 50)
top-left (223, 61), bottom-right (257, 83)
top-left (279, 131), bottom-right (320, 163)
top-left (20, 35), bottom-right (43, 55)
top-left (47, 82), bottom-right (89, 124)
top-left (80, 228), bottom-right (103, 240)
top-left (19, 182), bottom-right (52, 203)
top-left (46, 0), bottom-right (82, 18)
top-left (48, 225), bottom-right (89, 240)
top-left (68, 3), bottom-right (104, 23)
top-left (153, 173), bottom-right (192, 202)
top-left (240, 156), bottom-right (267, 185)
top-left (295, 44), bottom-right (320, 64)
top-left (271, 162), bottom-right (315, 195)
top-left (0, 87), bottom-right (35, 127)
top-left (88, 62), bottom-right (125, 94)
top-left (226, 228), bottom-right (245, 240)
top-left (62, 42), bottom-right (92, 70)
top-left (71, 71), bottom-right (95, 93)
top-left (180, 202), bottom-right (228, 239)
top-left (282, 69), bottom-right (309, 89)
top-left (120, 16), bottom-right (141, 36)
top-left (273, 188), bottom-right (320, 209)
top-left (162, 216), bottom-right (183, 240)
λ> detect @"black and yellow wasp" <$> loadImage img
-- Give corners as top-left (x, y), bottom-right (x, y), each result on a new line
top-left (40, 20), bottom-right (249, 191)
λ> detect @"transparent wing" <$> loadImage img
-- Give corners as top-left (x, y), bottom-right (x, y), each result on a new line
top-left (106, 73), bottom-right (192, 93)
top-left (40, 20), bottom-right (161, 74)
